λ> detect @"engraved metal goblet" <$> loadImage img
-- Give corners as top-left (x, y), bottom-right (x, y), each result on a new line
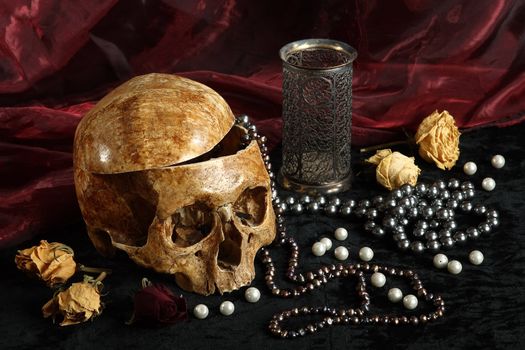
top-left (278, 39), bottom-right (357, 195)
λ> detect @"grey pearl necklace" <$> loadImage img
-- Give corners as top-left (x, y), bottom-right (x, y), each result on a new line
top-left (237, 115), bottom-right (453, 339)
top-left (276, 180), bottom-right (499, 254)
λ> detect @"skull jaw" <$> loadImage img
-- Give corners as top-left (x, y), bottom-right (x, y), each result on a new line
top-left (113, 204), bottom-right (275, 295)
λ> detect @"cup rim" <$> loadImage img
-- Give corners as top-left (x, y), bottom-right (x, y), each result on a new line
top-left (279, 39), bottom-right (357, 70)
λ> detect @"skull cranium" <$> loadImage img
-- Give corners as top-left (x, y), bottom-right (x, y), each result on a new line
top-left (73, 73), bottom-right (276, 295)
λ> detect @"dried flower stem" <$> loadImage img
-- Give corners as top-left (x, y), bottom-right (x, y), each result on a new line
top-left (360, 140), bottom-right (410, 153)
top-left (141, 278), bottom-right (152, 289)
top-left (126, 313), bottom-right (136, 326)
top-left (51, 243), bottom-right (74, 261)
top-left (78, 264), bottom-right (112, 275)
top-left (95, 272), bottom-right (108, 283)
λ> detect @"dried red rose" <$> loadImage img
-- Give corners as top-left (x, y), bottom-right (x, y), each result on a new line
top-left (129, 279), bottom-right (188, 326)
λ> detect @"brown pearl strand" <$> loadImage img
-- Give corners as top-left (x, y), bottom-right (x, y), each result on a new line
top-left (260, 237), bottom-right (445, 338)
top-left (237, 115), bottom-right (446, 339)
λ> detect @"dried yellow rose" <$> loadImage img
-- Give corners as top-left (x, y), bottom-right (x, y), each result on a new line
top-left (366, 149), bottom-right (421, 190)
top-left (42, 280), bottom-right (102, 326)
top-left (366, 149), bottom-right (393, 165)
top-left (415, 110), bottom-right (461, 170)
top-left (15, 240), bottom-right (77, 287)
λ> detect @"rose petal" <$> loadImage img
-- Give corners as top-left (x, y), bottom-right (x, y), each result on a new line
top-left (415, 110), bottom-right (460, 170)
top-left (134, 290), bottom-right (162, 321)
top-left (42, 281), bottom-right (102, 326)
top-left (15, 240), bottom-right (76, 287)
top-left (375, 152), bottom-right (420, 190)
top-left (366, 149), bottom-right (393, 165)
top-left (132, 283), bottom-right (188, 326)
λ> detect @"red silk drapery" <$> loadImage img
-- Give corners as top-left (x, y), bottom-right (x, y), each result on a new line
top-left (1, 0), bottom-right (524, 247)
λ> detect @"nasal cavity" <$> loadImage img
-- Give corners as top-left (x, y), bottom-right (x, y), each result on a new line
top-left (217, 226), bottom-right (242, 270)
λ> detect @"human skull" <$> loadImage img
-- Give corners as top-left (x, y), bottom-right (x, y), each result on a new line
top-left (73, 73), bottom-right (276, 295)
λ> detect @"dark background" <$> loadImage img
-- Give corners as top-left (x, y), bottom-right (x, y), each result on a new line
top-left (1, 123), bottom-right (524, 349)
top-left (1, 0), bottom-right (525, 348)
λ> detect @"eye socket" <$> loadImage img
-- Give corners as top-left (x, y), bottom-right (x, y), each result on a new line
top-left (89, 172), bottom-right (156, 249)
top-left (171, 203), bottom-right (213, 247)
top-left (233, 187), bottom-right (268, 226)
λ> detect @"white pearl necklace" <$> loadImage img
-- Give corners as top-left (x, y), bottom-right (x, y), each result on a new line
top-left (371, 272), bottom-right (386, 287)
top-left (359, 247), bottom-right (374, 262)
top-left (447, 260), bottom-right (462, 274)
top-left (245, 287), bottom-right (261, 303)
top-left (482, 177), bottom-right (496, 191)
top-left (334, 227), bottom-right (349, 240)
top-left (320, 237), bottom-right (333, 250)
top-left (312, 242), bottom-right (327, 256)
top-left (469, 250), bottom-right (484, 265)
top-left (463, 161), bottom-right (477, 175)
top-left (388, 288), bottom-right (403, 303)
top-left (193, 304), bottom-right (209, 319)
top-left (403, 294), bottom-right (418, 310)
top-left (433, 254), bottom-right (449, 269)
top-left (491, 154), bottom-right (505, 169)
top-left (219, 301), bottom-right (235, 316)
top-left (334, 246), bottom-right (349, 261)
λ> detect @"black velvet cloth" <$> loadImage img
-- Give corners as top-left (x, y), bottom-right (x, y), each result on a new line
top-left (1, 123), bottom-right (524, 349)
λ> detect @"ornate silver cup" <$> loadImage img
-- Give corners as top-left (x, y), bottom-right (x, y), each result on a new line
top-left (278, 39), bottom-right (357, 195)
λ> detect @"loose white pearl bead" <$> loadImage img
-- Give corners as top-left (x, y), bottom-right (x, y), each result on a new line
top-left (403, 294), bottom-right (418, 310)
top-left (219, 301), bottom-right (235, 316)
top-left (491, 154), bottom-right (505, 169)
top-left (387, 288), bottom-right (403, 303)
top-left (359, 247), bottom-right (374, 262)
top-left (334, 246), bottom-right (349, 261)
top-left (469, 250), bottom-right (484, 265)
top-left (463, 161), bottom-right (477, 175)
top-left (447, 260), bottom-right (462, 274)
top-left (482, 177), bottom-right (496, 191)
top-left (193, 304), bottom-right (209, 319)
top-left (433, 253), bottom-right (449, 269)
top-left (334, 227), bottom-right (348, 241)
top-left (312, 242), bottom-right (327, 256)
top-left (371, 272), bottom-right (386, 288)
top-left (320, 237), bottom-right (333, 250)
top-left (245, 287), bottom-right (261, 303)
